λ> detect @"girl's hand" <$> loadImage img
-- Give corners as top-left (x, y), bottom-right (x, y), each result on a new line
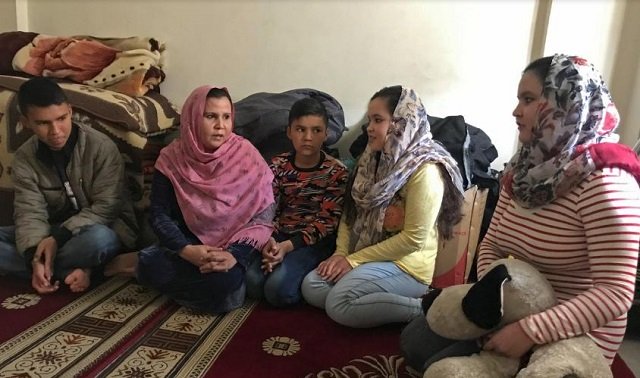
top-left (317, 254), bottom-right (352, 283)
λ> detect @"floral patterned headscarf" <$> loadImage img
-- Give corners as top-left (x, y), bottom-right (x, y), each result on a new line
top-left (504, 54), bottom-right (620, 208)
top-left (349, 87), bottom-right (464, 252)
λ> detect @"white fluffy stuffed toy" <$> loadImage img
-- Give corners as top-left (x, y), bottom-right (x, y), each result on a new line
top-left (422, 258), bottom-right (612, 378)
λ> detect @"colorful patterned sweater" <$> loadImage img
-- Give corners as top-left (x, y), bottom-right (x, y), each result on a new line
top-left (270, 151), bottom-right (348, 249)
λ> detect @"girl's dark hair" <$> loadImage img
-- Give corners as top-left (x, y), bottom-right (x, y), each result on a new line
top-left (524, 56), bottom-right (553, 84)
top-left (343, 167), bottom-right (360, 226)
top-left (207, 87), bottom-right (233, 105)
top-left (435, 164), bottom-right (464, 240)
top-left (370, 85), bottom-right (402, 115)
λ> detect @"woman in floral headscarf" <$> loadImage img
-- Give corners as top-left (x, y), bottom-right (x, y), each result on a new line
top-left (301, 85), bottom-right (465, 328)
top-left (106, 85), bottom-right (275, 314)
top-left (401, 55), bottom-right (640, 374)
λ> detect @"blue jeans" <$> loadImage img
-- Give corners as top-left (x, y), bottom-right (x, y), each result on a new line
top-left (137, 243), bottom-right (253, 314)
top-left (400, 315), bottom-right (481, 373)
top-left (245, 236), bottom-right (334, 307)
top-left (0, 224), bottom-right (121, 280)
top-left (301, 261), bottom-right (428, 328)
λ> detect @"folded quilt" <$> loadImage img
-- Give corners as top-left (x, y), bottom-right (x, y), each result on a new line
top-left (0, 75), bottom-right (178, 135)
top-left (0, 31), bottom-right (165, 97)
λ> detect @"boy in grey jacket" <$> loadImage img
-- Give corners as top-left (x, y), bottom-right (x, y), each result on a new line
top-left (0, 78), bottom-right (137, 293)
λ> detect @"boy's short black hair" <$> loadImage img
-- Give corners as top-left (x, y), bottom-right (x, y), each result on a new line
top-left (288, 97), bottom-right (328, 128)
top-left (17, 77), bottom-right (69, 115)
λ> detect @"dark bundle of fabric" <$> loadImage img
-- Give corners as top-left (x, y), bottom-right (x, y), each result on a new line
top-left (233, 88), bottom-right (346, 161)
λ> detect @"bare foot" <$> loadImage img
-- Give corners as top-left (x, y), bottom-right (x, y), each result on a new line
top-left (104, 252), bottom-right (138, 277)
top-left (64, 268), bottom-right (91, 292)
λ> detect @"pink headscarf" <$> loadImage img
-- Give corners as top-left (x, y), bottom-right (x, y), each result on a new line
top-left (155, 85), bottom-right (274, 249)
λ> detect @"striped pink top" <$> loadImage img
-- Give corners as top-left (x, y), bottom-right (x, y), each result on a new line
top-left (477, 168), bottom-right (640, 364)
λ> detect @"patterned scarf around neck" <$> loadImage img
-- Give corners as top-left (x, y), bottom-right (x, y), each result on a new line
top-left (349, 87), bottom-right (464, 253)
top-left (155, 85), bottom-right (274, 249)
top-left (504, 54), bottom-right (620, 208)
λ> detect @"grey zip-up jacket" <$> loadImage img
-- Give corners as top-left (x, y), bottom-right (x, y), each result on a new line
top-left (12, 124), bottom-right (138, 255)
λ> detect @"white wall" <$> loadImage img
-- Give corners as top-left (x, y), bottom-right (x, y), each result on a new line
top-left (544, 0), bottom-right (624, 84)
top-left (25, 0), bottom-right (539, 167)
top-left (545, 0), bottom-right (638, 148)
top-left (608, 0), bottom-right (640, 148)
top-left (0, 0), bottom-right (17, 31)
top-left (625, 71), bottom-right (640, 148)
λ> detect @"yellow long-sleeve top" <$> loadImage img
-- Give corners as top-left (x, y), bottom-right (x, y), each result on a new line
top-left (334, 163), bottom-right (443, 284)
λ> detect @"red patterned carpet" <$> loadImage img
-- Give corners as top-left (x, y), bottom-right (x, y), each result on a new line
top-left (0, 276), bottom-right (82, 341)
top-left (0, 276), bottom-right (414, 377)
top-left (0, 276), bottom-right (170, 376)
top-left (206, 302), bottom-right (410, 377)
top-left (0, 275), bottom-right (634, 377)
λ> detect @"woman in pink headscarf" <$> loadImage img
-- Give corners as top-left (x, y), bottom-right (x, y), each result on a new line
top-left (107, 85), bottom-right (275, 313)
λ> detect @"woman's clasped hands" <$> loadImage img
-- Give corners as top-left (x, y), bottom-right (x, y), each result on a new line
top-left (179, 244), bottom-right (237, 273)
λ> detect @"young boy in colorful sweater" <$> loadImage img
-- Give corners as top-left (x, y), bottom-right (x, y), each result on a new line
top-left (246, 98), bottom-right (348, 307)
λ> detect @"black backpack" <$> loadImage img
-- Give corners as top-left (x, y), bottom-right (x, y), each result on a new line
top-left (234, 89), bottom-right (346, 161)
